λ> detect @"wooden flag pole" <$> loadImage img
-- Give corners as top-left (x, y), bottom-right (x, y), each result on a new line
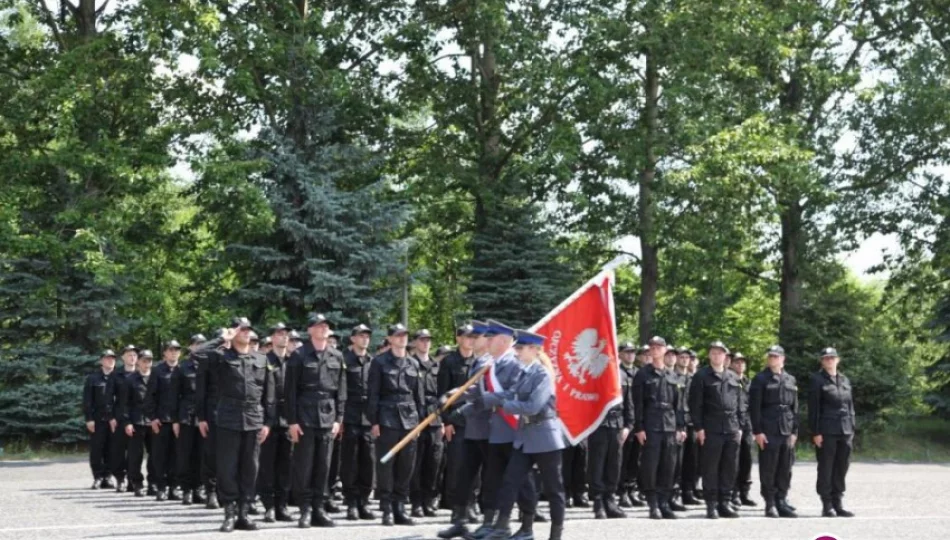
top-left (379, 363), bottom-right (491, 464)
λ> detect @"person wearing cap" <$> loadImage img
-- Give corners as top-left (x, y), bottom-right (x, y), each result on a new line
top-left (285, 313), bottom-right (347, 528)
top-left (173, 338), bottom-right (205, 506)
top-left (435, 345), bottom-right (452, 361)
top-left (749, 345), bottom-right (799, 518)
top-left (616, 342), bottom-right (646, 509)
top-left (675, 346), bottom-right (701, 507)
top-left (288, 330), bottom-right (303, 353)
top-left (689, 341), bottom-right (742, 519)
top-left (118, 349), bottom-right (155, 497)
top-left (340, 323), bottom-right (377, 521)
top-left (249, 332), bottom-right (260, 352)
top-left (633, 336), bottom-right (687, 519)
top-left (194, 318), bottom-right (277, 532)
top-left (437, 323), bottom-right (481, 536)
top-left (109, 344), bottom-right (140, 493)
top-left (192, 329), bottom-right (231, 510)
top-left (809, 347), bottom-right (856, 518)
top-left (587, 340), bottom-right (635, 520)
top-left (477, 330), bottom-right (566, 540)
top-left (728, 352), bottom-right (757, 508)
top-left (83, 349), bottom-right (119, 489)
top-left (635, 345), bottom-right (650, 368)
top-left (368, 323), bottom-right (426, 526)
top-left (145, 340), bottom-right (183, 501)
top-left (255, 322), bottom-right (295, 523)
top-left (409, 328), bottom-right (445, 518)
top-left (327, 331), bottom-right (340, 350)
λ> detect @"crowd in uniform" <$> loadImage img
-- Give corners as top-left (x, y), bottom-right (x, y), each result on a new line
top-left (82, 315), bottom-right (859, 537)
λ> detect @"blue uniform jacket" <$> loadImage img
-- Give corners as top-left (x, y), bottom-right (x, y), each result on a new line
top-left (484, 351), bottom-right (524, 444)
top-left (462, 353), bottom-right (493, 440)
top-left (499, 361), bottom-right (565, 454)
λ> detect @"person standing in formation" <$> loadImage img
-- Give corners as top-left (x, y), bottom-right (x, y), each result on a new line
top-left (809, 347), bottom-right (856, 518)
top-left (110, 344), bottom-right (139, 493)
top-left (84, 349), bottom-right (119, 489)
top-left (256, 323), bottom-right (294, 523)
top-left (341, 324), bottom-right (377, 521)
top-left (617, 343), bottom-right (646, 509)
top-left (410, 328), bottom-right (446, 518)
top-left (146, 340), bottom-right (182, 501)
top-left (174, 336), bottom-right (206, 506)
top-left (729, 352), bottom-right (757, 508)
top-left (119, 349), bottom-right (155, 497)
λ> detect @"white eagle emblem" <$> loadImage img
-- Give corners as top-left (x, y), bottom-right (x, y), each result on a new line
top-left (565, 329), bottom-right (611, 384)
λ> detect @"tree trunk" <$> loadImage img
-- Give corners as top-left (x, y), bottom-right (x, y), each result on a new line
top-left (638, 50), bottom-right (660, 344)
top-left (778, 201), bottom-right (804, 345)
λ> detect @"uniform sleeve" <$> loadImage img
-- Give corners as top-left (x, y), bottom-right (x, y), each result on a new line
top-left (284, 354), bottom-right (300, 425)
top-left (622, 377), bottom-right (635, 430)
top-left (807, 374), bottom-right (821, 435)
top-left (144, 369), bottom-right (159, 420)
top-left (82, 374), bottom-right (94, 422)
top-left (366, 357), bottom-right (382, 426)
top-left (632, 372), bottom-right (646, 433)
top-left (170, 369), bottom-right (183, 423)
top-left (848, 377), bottom-right (857, 429)
top-left (262, 361), bottom-right (276, 428)
top-left (675, 379), bottom-right (686, 431)
top-left (193, 338), bottom-right (223, 424)
top-left (749, 375), bottom-right (763, 435)
top-left (790, 376), bottom-right (799, 436)
top-left (118, 376), bottom-right (131, 427)
top-left (437, 356), bottom-right (455, 423)
top-left (335, 353), bottom-right (346, 424)
top-left (688, 373), bottom-right (704, 431)
top-left (501, 372), bottom-right (552, 416)
top-left (415, 362), bottom-right (427, 421)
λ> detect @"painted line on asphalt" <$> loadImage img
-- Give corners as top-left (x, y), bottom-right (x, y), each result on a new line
top-left (0, 521), bottom-right (156, 532)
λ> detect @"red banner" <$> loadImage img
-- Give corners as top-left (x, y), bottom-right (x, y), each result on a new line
top-left (532, 275), bottom-right (622, 444)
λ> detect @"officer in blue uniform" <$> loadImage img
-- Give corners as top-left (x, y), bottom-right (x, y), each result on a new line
top-left (471, 320), bottom-right (535, 540)
top-left (480, 330), bottom-right (566, 540)
top-left (438, 320), bottom-right (493, 539)
top-left (808, 347), bottom-right (856, 518)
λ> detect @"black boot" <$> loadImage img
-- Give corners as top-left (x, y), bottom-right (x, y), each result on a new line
top-left (263, 506), bottom-right (276, 523)
top-left (235, 503), bottom-right (258, 531)
top-left (705, 501), bottom-right (719, 520)
top-left (275, 504), bottom-right (295, 522)
top-left (565, 492), bottom-right (573, 508)
top-left (618, 491), bottom-right (632, 508)
top-left (511, 512), bottom-right (535, 540)
top-left (682, 490), bottom-right (702, 505)
top-left (193, 487), bottom-right (206, 504)
top-left (206, 490), bottom-right (220, 510)
top-left (647, 493), bottom-right (662, 520)
top-left (156, 488), bottom-right (168, 502)
top-left (730, 491), bottom-right (741, 507)
top-left (548, 523), bottom-right (563, 540)
top-left (717, 499), bottom-right (740, 518)
top-left (832, 497), bottom-right (854, 518)
top-left (346, 503), bottom-right (359, 521)
top-left (168, 487), bottom-right (182, 501)
top-left (593, 497), bottom-right (606, 519)
top-left (604, 495), bottom-right (627, 518)
top-left (740, 490), bottom-right (757, 506)
top-left (780, 497), bottom-right (796, 511)
top-left (659, 495), bottom-right (679, 519)
top-left (821, 498), bottom-right (836, 518)
top-left (466, 502), bottom-right (481, 523)
top-left (424, 498), bottom-right (438, 517)
top-left (298, 506), bottom-right (312, 529)
top-left (312, 506), bottom-right (336, 527)
top-left (668, 494), bottom-right (687, 512)
top-left (471, 509), bottom-right (496, 539)
top-left (411, 503), bottom-right (425, 518)
top-left (182, 490), bottom-right (193, 505)
top-left (777, 498), bottom-right (798, 518)
top-left (382, 505), bottom-right (394, 526)
top-left (487, 512), bottom-right (511, 540)
top-left (147, 484), bottom-right (157, 496)
top-left (438, 506), bottom-right (470, 539)
top-left (358, 498), bottom-right (376, 520)
top-left (90, 478), bottom-right (100, 490)
top-left (100, 477), bottom-right (115, 489)
top-left (573, 493), bottom-right (590, 508)
top-left (764, 497), bottom-right (779, 518)
top-left (534, 509), bottom-right (548, 522)
top-left (115, 479), bottom-right (126, 493)
top-left (393, 502), bottom-right (415, 526)
top-left (220, 502), bottom-right (237, 533)
top-left (324, 500), bottom-right (341, 514)
top-left (629, 489), bottom-right (646, 507)
top-left (133, 485), bottom-right (145, 497)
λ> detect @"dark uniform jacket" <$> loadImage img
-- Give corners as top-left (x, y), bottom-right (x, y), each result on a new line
top-left (266, 350), bottom-right (291, 428)
top-left (119, 371), bottom-right (151, 427)
top-left (413, 353), bottom-right (442, 428)
top-left (145, 361), bottom-right (179, 424)
top-left (193, 338), bottom-right (226, 424)
top-left (737, 374), bottom-right (753, 437)
top-left (284, 342), bottom-right (346, 429)
top-left (632, 363), bottom-right (686, 433)
top-left (674, 370), bottom-right (691, 429)
top-left (341, 348), bottom-right (372, 427)
top-left (808, 370), bottom-right (855, 436)
top-left (602, 363), bottom-right (636, 430)
top-left (688, 366), bottom-right (741, 435)
top-left (174, 359), bottom-right (200, 425)
top-left (749, 368), bottom-right (799, 437)
top-left (437, 349), bottom-right (475, 426)
top-left (367, 350), bottom-right (425, 431)
top-left (196, 345), bottom-right (276, 432)
top-left (83, 370), bottom-right (117, 422)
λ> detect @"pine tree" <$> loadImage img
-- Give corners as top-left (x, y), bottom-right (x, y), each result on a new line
top-left (467, 200), bottom-right (577, 328)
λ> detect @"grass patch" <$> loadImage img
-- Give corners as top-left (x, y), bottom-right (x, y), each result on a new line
top-left (852, 416), bottom-right (950, 462)
top-left (0, 439), bottom-right (86, 461)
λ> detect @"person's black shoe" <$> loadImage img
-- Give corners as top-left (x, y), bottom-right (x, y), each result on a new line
top-left (565, 494), bottom-right (573, 509)
top-left (466, 503), bottom-right (480, 524)
top-left (133, 486), bottom-right (145, 497)
top-left (90, 479), bottom-right (100, 490)
top-left (717, 502), bottom-right (740, 518)
top-left (618, 492), bottom-right (632, 508)
top-left (740, 491), bottom-right (757, 506)
top-left (593, 498), bottom-right (606, 519)
top-left (472, 509), bottom-right (496, 539)
top-left (146, 484), bottom-right (157, 496)
top-left (275, 505), bottom-right (295, 522)
top-left (126, 482), bottom-right (135, 493)
top-left (765, 499), bottom-right (779, 518)
top-left (263, 508), bottom-right (276, 523)
top-left (193, 487), bottom-right (206, 503)
top-left (668, 498), bottom-right (687, 512)
top-left (346, 505), bottom-right (359, 521)
top-left (206, 491), bottom-right (220, 509)
top-left (182, 490), bottom-right (193, 505)
top-left (324, 500), bottom-right (341, 513)
top-left (312, 507), bottom-right (336, 527)
top-left (393, 502), bottom-right (415, 526)
top-left (411, 504), bottom-right (425, 518)
top-left (486, 512), bottom-right (511, 540)
top-left (424, 502), bottom-right (438, 517)
top-left (298, 506), bottom-right (312, 528)
top-left (510, 511), bottom-right (535, 540)
top-left (382, 510), bottom-right (394, 526)
top-left (548, 524), bottom-right (563, 540)
top-left (438, 508), bottom-right (470, 539)
top-left (235, 503), bottom-right (258, 531)
top-left (573, 493), bottom-right (590, 508)
top-left (604, 497), bottom-right (626, 519)
top-left (660, 505), bottom-right (679, 519)
top-left (156, 489), bottom-right (168, 502)
top-left (682, 491), bottom-right (702, 505)
top-left (649, 507), bottom-right (662, 519)
top-left (706, 502), bottom-right (719, 519)
top-left (822, 499), bottom-right (836, 518)
top-left (832, 499), bottom-right (854, 517)
top-left (357, 499), bottom-right (376, 520)
top-left (629, 490), bottom-right (646, 507)
top-left (115, 479), bottom-right (126, 493)
top-left (100, 477), bottom-right (115, 489)
top-left (534, 510), bottom-right (548, 522)
top-left (220, 502), bottom-right (237, 533)
top-left (780, 498), bottom-right (796, 511)
top-left (168, 488), bottom-right (182, 501)
top-left (246, 500), bottom-right (260, 515)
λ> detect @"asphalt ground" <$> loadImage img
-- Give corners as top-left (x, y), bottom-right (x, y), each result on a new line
top-left (0, 459), bottom-right (947, 540)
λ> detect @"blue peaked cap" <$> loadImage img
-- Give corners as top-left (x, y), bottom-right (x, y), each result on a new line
top-left (484, 319), bottom-right (515, 337)
top-left (515, 330), bottom-right (546, 346)
top-left (470, 320), bottom-right (489, 335)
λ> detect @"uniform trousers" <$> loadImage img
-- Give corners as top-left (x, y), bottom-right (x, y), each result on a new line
top-left (735, 432), bottom-right (754, 496)
top-left (411, 425), bottom-right (445, 506)
top-left (618, 435), bottom-right (641, 495)
top-left (109, 424), bottom-right (129, 484)
top-left (216, 428), bottom-right (261, 504)
top-left (376, 426), bottom-right (417, 506)
top-left (341, 424), bottom-right (375, 504)
top-left (152, 423), bottom-right (177, 490)
top-left (561, 440), bottom-right (588, 497)
top-left (639, 432), bottom-right (677, 499)
top-left (700, 431), bottom-right (739, 501)
top-left (587, 426), bottom-right (622, 499)
top-left (175, 424), bottom-right (202, 491)
top-left (292, 427), bottom-right (334, 509)
top-left (126, 426), bottom-right (153, 488)
top-left (485, 442), bottom-right (535, 513)
top-left (496, 449), bottom-right (566, 526)
top-left (816, 434), bottom-right (852, 500)
top-left (257, 426), bottom-right (293, 508)
top-left (758, 433), bottom-right (793, 501)
top-left (88, 420), bottom-right (113, 480)
top-left (201, 421), bottom-right (217, 492)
